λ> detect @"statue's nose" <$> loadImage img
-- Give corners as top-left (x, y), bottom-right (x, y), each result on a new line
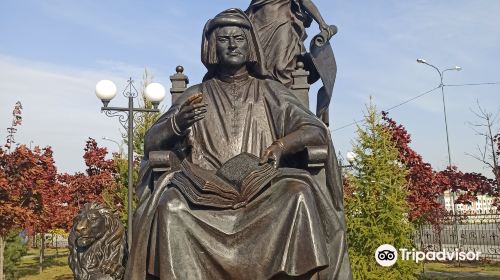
top-left (75, 219), bottom-right (89, 234)
top-left (228, 38), bottom-right (237, 49)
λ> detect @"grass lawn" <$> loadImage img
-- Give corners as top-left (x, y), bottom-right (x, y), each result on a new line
top-left (425, 261), bottom-right (500, 275)
top-left (14, 248), bottom-right (73, 280)
top-left (25, 247), bottom-right (69, 257)
top-left (420, 261), bottom-right (500, 280)
top-left (12, 249), bottom-right (500, 280)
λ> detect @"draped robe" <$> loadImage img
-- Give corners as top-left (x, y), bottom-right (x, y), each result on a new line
top-left (246, 0), bottom-right (312, 87)
top-left (125, 74), bottom-right (352, 280)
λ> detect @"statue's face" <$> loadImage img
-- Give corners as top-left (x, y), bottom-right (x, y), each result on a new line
top-left (74, 209), bottom-right (106, 247)
top-left (215, 26), bottom-right (249, 68)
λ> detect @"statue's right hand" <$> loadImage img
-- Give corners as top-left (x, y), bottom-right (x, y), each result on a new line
top-left (174, 93), bottom-right (207, 132)
top-left (320, 24), bottom-right (337, 40)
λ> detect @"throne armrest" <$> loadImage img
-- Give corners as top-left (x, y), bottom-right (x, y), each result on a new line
top-left (305, 145), bottom-right (329, 168)
top-left (149, 151), bottom-right (181, 186)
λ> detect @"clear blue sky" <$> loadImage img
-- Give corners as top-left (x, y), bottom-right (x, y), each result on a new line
top-left (0, 1), bottom-right (499, 176)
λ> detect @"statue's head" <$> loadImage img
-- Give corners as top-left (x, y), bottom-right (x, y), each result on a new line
top-left (68, 203), bottom-right (128, 280)
top-left (72, 203), bottom-right (108, 247)
top-left (202, 8), bottom-right (266, 78)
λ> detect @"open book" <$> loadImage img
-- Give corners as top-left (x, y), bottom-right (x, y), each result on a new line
top-left (172, 153), bottom-right (278, 209)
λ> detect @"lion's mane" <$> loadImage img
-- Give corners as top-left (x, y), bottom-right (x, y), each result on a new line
top-left (68, 203), bottom-right (128, 280)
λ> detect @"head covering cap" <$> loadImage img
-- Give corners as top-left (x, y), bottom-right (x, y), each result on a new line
top-left (207, 8), bottom-right (252, 32)
top-left (201, 8), bottom-right (267, 79)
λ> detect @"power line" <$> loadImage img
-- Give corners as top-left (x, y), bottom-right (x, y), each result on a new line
top-left (331, 118), bottom-right (364, 132)
top-left (445, 82), bottom-right (500, 87)
top-left (331, 81), bottom-right (500, 132)
top-left (332, 86), bottom-right (440, 132)
top-left (383, 86), bottom-right (440, 112)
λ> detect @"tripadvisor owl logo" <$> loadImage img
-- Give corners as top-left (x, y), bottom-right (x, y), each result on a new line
top-left (375, 244), bottom-right (398, 267)
top-left (375, 244), bottom-right (482, 266)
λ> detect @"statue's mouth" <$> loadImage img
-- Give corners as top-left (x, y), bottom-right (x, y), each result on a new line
top-left (76, 236), bottom-right (95, 247)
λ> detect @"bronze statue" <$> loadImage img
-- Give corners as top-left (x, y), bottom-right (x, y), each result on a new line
top-left (68, 203), bottom-right (128, 280)
top-left (246, 0), bottom-right (336, 87)
top-left (125, 8), bottom-right (351, 280)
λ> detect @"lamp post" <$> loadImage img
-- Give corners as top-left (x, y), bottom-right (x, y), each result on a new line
top-left (346, 151), bottom-right (357, 166)
top-left (102, 137), bottom-right (124, 157)
top-left (345, 151), bottom-right (359, 178)
top-left (95, 78), bottom-right (165, 248)
top-left (416, 59), bottom-right (461, 167)
top-left (338, 151), bottom-right (357, 169)
top-left (416, 58), bottom-right (462, 250)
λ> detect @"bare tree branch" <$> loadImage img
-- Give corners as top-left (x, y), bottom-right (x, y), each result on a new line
top-left (465, 152), bottom-right (493, 169)
top-left (468, 100), bottom-right (499, 182)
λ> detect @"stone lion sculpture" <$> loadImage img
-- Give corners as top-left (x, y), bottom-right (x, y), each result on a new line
top-left (68, 203), bottom-right (128, 280)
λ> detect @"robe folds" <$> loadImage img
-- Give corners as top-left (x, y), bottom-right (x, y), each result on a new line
top-left (124, 75), bottom-right (352, 280)
top-left (246, 0), bottom-right (312, 87)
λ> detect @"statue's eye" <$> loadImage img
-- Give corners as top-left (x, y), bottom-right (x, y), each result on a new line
top-left (235, 36), bottom-right (245, 42)
top-left (217, 37), bottom-right (228, 42)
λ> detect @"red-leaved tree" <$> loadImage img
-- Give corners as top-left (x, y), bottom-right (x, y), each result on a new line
top-left (437, 167), bottom-right (498, 209)
top-left (0, 145), bottom-right (59, 274)
top-left (57, 138), bottom-right (118, 230)
top-left (381, 112), bottom-right (499, 224)
top-left (381, 112), bottom-right (447, 225)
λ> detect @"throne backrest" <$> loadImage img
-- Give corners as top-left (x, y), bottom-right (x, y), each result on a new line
top-left (168, 64), bottom-right (319, 116)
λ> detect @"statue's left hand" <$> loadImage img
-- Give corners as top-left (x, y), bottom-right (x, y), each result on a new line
top-left (260, 141), bottom-right (285, 168)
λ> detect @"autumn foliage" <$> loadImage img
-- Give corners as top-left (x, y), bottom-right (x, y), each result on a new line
top-left (57, 138), bottom-right (119, 230)
top-left (437, 167), bottom-right (498, 208)
top-left (0, 145), bottom-right (57, 236)
top-left (381, 111), bottom-right (447, 224)
top-left (381, 111), bottom-right (499, 225)
top-left (0, 137), bottom-right (119, 236)
top-left (0, 103), bottom-right (125, 277)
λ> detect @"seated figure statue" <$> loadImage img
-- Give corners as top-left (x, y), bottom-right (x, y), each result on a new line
top-left (125, 8), bottom-right (351, 280)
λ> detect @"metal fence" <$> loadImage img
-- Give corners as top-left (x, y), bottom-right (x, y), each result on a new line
top-left (413, 210), bottom-right (500, 260)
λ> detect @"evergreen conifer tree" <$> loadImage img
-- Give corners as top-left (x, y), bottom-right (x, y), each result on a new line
top-left (345, 103), bottom-right (419, 279)
top-left (4, 232), bottom-right (27, 280)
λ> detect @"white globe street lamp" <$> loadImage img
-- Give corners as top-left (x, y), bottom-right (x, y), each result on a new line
top-left (346, 151), bottom-right (357, 165)
top-left (95, 77), bottom-right (164, 249)
top-left (95, 80), bottom-right (117, 107)
top-left (145, 82), bottom-right (166, 109)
